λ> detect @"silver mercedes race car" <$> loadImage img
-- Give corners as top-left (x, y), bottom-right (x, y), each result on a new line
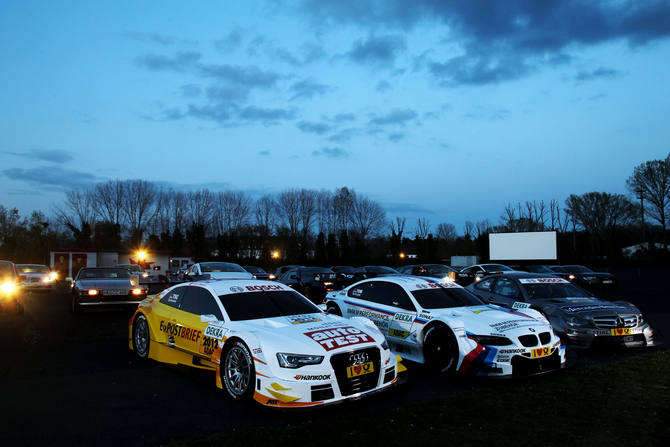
top-left (467, 272), bottom-right (658, 349)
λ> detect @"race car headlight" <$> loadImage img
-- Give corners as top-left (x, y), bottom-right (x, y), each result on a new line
top-left (470, 335), bottom-right (513, 346)
top-left (638, 315), bottom-right (645, 326)
top-left (1, 282), bottom-right (15, 293)
top-left (562, 315), bottom-right (591, 327)
top-left (276, 353), bottom-right (324, 368)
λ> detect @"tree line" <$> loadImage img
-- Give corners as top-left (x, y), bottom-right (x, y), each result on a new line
top-left (1, 154), bottom-right (669, 267)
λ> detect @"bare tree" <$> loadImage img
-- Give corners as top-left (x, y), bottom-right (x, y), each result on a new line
top-left (436, 223), bottom-right (458, 243)
top-left (625, 156), bottom-right (670, 248)
top-left (414, 218), bottom-right (431, 239)
top-left (349, 195), bottom-right (387, 243)
top-left (333, 187), bottom-right (356, 235)
top-left (186, 189), bottom-right (213, 229)
top-left (298, 189), bottom-right (318, 242)
top-left (92, 180), bottom-right (126, 227)
top-left (52, 187), bottom-right (96, 246)
top-left (213, 190), bottom-right (252, 235)
top-left (276, 188), bottom-right (302, 237)
top-left (254, 194), bottom-right (277, 237)
top-left (123, 180), bottom-right (160, 246)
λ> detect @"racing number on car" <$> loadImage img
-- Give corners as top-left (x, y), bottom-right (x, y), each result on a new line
top-left (200, 336), bottom-right (219, 356)
top-left (531, 346), bottom-right (551, 358)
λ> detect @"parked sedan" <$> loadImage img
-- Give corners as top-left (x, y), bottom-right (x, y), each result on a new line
top-left (70, 267), bottom-right (148, 314)
top-left (353, 266), bottom-right (401, 282)
top-left (466, 272), bottom-right (655, 350)
top-left (325, 276), bottom-right (567, 377)
top-left (183, 262), bottom-right (253, 281)
top-left (16, 264), bottom-right (57, 292)
top-left (128, 279), bottom-right (399, 408)
top-left (396, 264), bottom-right (471, 286)
top-left (549, 265), bottom-right (617, 289)
top-left (243, 266), bottom-right (275, 281)
top-left (278, 267), bottom-right (343, 304)
top-left (0, 260), bottom-right (25, 315)
top-left (460, 264), bottom-right (516, 284)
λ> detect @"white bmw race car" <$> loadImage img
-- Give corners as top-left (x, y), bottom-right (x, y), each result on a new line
top-left (324, 276), bottom-right (567, 377)
top-left (129, 279), bottom-right (399, 408)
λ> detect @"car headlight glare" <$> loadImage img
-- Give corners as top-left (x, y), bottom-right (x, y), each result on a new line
top-left (276, 353), bottom-right (324, 368)
top-left (86, 289), bottom-right (99, 295)
top-left (1, 282), bottom-right (15, 293)
top-left (471, 335), bottom-right (513, 346)
top-left (132, 288), bottom-right (144, 295)
top-left (562, 315), bottom-right (591, 327)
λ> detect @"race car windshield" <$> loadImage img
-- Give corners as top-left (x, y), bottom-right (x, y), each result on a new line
top-left (522, 282), bottom-right (590, 299)
top-left (218, 290), bottom-right (321, 321)
top-left (411, 287), bottom-right (484, 309)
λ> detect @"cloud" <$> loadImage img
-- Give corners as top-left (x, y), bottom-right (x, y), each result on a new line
top-left (3, 149), bottom-right (74, 164)
top-left (124, 32), bottom-right (181, 46)
top-left (296, 120), bottom-right (332, 134)
top-left (288, 78), bottom-right (334, 101)
top-left (134, 51), bottom-right (201, 72)
top-left (215, 28), bottom-right (245, 53)
top-left (298, 0), bottom-right (670, 85)
top-left (346, 34), bottom-right (407, 69)
top-left (312, 147), bottom-right (351, 158)
top-left (575, 67), bottom-right (622, 82)
top-left (2, 167), bottom-right (101, 190)
top-left (368, 108), bottom-right (418, 126)
top-left (198, 63), bottom-right (282, 89)
top-left (237, 106), bottom-right (298, 124)
top-left (326, 128), bottom-right (359, 143)
top-left (388, 132), bottom-right (405, 142)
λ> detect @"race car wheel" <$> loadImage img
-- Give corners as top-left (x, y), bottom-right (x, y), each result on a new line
top-left (222, 340), bottom-right (255, 400)
top-left (132, 314), bottom-right (150, 358)
top-left (303, 284), bottom-right (313, 301)
top-left (70, 294), bottom-right (83, 314)
top-left (326, 303), bottom-right (342, 316)
top-left (423, 325), bottom-right (457, 373)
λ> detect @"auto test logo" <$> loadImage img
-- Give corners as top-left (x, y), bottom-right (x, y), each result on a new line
top-left (304, 326), bottom-right (373, 351)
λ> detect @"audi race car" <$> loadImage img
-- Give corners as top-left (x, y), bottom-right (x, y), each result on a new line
top-left (467, 272), bottom-right (657, 350)
top-left (129, 279), bottom-right (400, 409)
top-left (324, 276), bottom-right (567, 378)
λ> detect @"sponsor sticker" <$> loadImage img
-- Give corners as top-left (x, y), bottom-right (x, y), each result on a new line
top-left (287, 314), bottom-right (322, 325)
top-left (560, 304), bottom-right (629, 314)
top-left (294, 374), bottom-right (331, 381)
top-left (531, 346), bottom-right (552, 358)
top-left (519, 278), bottom-right (568, 284)
top-left (512, 302), bottom-right (530, 310)
top-left (610, 328), bottom-right (632, 336)
top-left (346, 361), bottom-right (374, 378)
top-left (389, 328), bottom-right (409, 338)
top-left (303, 326), bottom-right (373, 351)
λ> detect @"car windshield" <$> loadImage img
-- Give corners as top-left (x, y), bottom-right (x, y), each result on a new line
top-left (17, 265), bottom-right (50, 274)
top-left (79, 269), bottom-right (131, 279)
top-left (298, 267), bottom-right (335, 275)
top-left (200, 263), bottom-right (246, 273)
top-left (218, 290), bottom-right (321, 321)
top-left (118, 265), bottom-right (144, 272)
top-left (522, 282), bottom-right (590, 299)
top-left (244, 266), bottom-right (265, 273)
top-left (484, 264), bottom-right (514, 272)
top-left (423, 265), bottom-right (456, 274)
top-left (333, 266), bottom-right (355, 273)
top-left (366, 266), bottom-right (397, 274)
top-left (411, 287), bottom-right (484, 309)
top-left (526, 265), bottom-right (553, 273)
top-left (563, 265), bottom-right (593, 273)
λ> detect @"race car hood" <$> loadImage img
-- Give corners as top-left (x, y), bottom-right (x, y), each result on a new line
top-left (430, 305), bottom-right (551, 337)
top-left (228, 312), bottom-right (383, 354)
top-left (536, 297), bottom-right (634, 316)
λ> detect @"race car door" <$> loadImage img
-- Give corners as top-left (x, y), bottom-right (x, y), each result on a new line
top-left (168, 285), bottom-right (226, 358)
top-left (345, 280), bottom-right (417, 341)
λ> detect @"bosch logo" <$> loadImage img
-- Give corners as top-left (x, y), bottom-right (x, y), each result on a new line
top-left (349, 352), bottom-right (369, 366)
top-left (230, 286), bottom-right (245, 293)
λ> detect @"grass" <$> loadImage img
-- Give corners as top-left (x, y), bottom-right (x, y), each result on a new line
top-left (171, 350), bottom-right (670, 447)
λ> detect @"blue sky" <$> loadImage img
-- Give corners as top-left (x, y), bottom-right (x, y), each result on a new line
top-left (2, 1), bottom-right (670, 236)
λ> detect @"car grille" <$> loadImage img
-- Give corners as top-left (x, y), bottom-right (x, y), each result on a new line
top-left (511, 350), bottom-right (562, 376)
top-left (518, 332), bottom-right (552, 347)
top-left (330, 348), bottom-right (381, 397)
top-left (593, 315), bottom-right (637, 329)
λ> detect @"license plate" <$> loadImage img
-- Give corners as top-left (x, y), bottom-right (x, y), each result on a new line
top-left (610, 328), bottom-right (632, 336)
top-left (102, 290), bottom-right (126, 296)
top-left (346, 362), bottom-right (374, 378)
top-left (531, 347), bottom-right (552, 358)
top-left (603, 280), bottom-right (612, 284)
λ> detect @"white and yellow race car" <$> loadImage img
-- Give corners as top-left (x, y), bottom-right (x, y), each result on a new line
top-left (129, 278), bottom-right (399, 408)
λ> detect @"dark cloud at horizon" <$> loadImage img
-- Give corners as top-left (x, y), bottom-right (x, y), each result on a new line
top-left (3, 149), bottom-right (74, 164)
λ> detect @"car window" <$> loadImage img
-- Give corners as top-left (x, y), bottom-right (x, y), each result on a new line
top-left (492, 278), bottom-right (520, 298)
top-left (0, 263), bottom-right (15, 279)
top-left (411, 287), bottom-right (484, 309)
top-left (474, 278), bottom-right (495, 292)
top-left (348, 281), bottom-right (416, 311)
top-left (161, 285), bottom-right (188, 309)
top-left (179, 286), bottom-right (224, 320)
top-left (522, 282), bottom-right (589, 299)
top-left (218, 290), bottom-right (320, 321)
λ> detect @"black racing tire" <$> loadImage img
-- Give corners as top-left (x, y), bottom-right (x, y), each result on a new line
top-left (326, 302), bottom-right (342, 316)
top-left (222, 340), bottom-right (255, 400)
top-left (303, 284), bottom-right (312, 301)
top-left (70, 294), bottom-right (83, 315)
top-left (423, 325), bottom-right (458, 373)
top-left (132, 314), bottom-right (151, 359)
